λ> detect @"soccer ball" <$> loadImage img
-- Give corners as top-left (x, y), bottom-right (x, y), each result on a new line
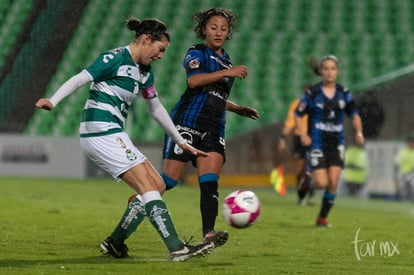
top-left (222, 190), bottom-right (261, 229)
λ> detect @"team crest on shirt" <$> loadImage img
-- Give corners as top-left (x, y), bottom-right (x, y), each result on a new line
top-left (298, 102), bottom-right (306, 112)
top-left (188, 58), bottom-right (200, 69)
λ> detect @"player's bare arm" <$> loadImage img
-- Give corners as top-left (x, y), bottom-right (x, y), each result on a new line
top-left (226, 100), bottom-right (259, 119)
top-left (187, 65), bottom-right (248, 88)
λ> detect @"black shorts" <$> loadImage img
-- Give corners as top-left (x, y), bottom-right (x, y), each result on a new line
top-left (308, 144), bottom-right (345, 170)
top-left (163, 125), bottom-right (225, 167)
top-left (292, 135), bottom-right (307, 159)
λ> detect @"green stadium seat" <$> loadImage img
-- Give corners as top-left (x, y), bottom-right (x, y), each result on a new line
top-left (23, 0), bottom-right (414, 141)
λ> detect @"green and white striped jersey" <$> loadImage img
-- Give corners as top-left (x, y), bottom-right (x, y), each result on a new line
top-left (80, 46), bottom-right (156, 138)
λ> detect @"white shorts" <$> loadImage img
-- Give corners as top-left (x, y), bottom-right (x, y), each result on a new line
top-left (80, 132), bottom-right (146, 181)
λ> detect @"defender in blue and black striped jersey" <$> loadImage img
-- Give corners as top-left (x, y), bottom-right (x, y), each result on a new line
top-left (167, 43), bottom-right (234, 153)
top-left (295, 55), bottom-right (364, 228)
top-left (162, 8), bottom-right (259, 246)
top-left (296, 82), bottom-right (358, 154)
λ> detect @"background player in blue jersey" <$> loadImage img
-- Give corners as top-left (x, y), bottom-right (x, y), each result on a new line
top-left (35, 17), bottom-right (214, 261)
top-left (103, 8), bottom-right (260, 252)
top-left (295, 55), bottom-right (364, 227)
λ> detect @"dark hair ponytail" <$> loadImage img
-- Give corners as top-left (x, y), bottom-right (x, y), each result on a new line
top-left (126, 17), bottom-right (170, 42)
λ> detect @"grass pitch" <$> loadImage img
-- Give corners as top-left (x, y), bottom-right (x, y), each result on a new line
top-left (0, 177), bottom-right (413, 274)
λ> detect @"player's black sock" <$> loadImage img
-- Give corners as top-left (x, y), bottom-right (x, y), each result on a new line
top-left (199, 174), bottom-right (219, 237)
top-left (297, 174), bottom-right (309, 202)
top-left (319, 191), bottom-right (336, 218)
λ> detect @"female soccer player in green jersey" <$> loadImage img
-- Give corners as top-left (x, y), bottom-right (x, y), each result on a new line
top-left (35, 17), bottom-right (214, 262)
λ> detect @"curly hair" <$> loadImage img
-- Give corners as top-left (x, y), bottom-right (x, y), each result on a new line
top-left (192, 8), bottom-right (236, 40)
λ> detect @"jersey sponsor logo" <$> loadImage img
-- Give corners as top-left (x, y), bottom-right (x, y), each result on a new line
top-left (188, 58), bottom-right (200, 69)
top-left (209, 90), bottom-right (226, 100)
top-left (315, 122), bottom-right (343, 132)
top-left (210, 56), bottom-right (232, 69)
top-left (176, 125), bottom-right (206, 138)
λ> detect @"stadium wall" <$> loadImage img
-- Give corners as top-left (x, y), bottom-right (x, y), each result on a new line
top-left (0, 134), bottom-right (164, 179)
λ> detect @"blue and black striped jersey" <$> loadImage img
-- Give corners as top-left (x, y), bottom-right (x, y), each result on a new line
top-left (170, 44), bottom-right (235, 137)
top-left (295, 82), bottom-right (359, 150)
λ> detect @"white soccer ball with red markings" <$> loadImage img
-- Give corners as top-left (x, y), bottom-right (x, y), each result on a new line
top-left (222, 190), bottom-right (261, 229)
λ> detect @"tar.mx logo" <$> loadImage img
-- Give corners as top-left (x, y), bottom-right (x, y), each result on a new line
top-left (351, 228), bottom-right (400, 261)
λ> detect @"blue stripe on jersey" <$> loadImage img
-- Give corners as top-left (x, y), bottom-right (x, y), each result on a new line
top-left (172, 44), bottom-right (233, 132)
top-left (297, 82), bottom-right (357, 150)
top-left (182, 92), bottom-right (208, 128)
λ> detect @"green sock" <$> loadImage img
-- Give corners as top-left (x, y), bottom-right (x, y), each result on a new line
top-left (111, 194), bottom-right (146, 245)
top-left (144, 198), bottom-right (182, 252)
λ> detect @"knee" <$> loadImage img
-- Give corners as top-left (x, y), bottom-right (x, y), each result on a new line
top-left (313, 179), bottom-right (328, 189)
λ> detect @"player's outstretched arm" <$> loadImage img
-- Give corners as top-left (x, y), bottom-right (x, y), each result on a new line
top-left (226, 100), bottom-right (260, 120)
top-left (145, 97), bottom-right (208, 157)
top-left (35, 71), bottom-right (91, 111)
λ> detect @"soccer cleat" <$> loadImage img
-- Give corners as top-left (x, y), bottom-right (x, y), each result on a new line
top-left (298, 198), bottom-right (306, 206)
top-left (316, 217), bottom-right (332, 228)
top-left (307, 197), bottom-right (315, 206)
top-left (100, 236), bottom-right (129, 258)
top-left (202, 230), bottom-right (229, 247)
top-left (169, 242), bottom-right (215, 262)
